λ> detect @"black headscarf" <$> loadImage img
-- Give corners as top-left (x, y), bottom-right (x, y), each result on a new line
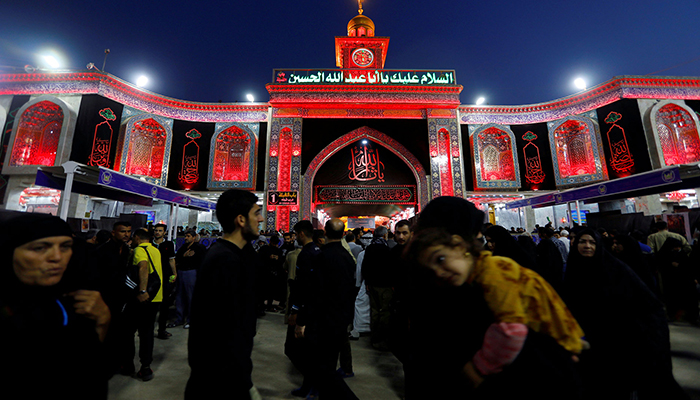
top-left (416, 196), bottom-right (485, 241)
top-left (0, 213), bottom-right (108, 399)
top-left (613, 234), bottom-right (656, 291)
top-left (484, 225), bottom-right (538, 271)
top-left (562, 228), bottom-right (673, 396)
top-left (0, 214), bottom-right (76, 300)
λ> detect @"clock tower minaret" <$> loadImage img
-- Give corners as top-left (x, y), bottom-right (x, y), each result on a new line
top-left (335, 1), bottom-right (389, 69)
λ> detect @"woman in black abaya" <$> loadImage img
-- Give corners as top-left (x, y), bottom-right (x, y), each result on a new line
top-left (562, 229), bottom-right (688, 400)
top-left (484, 225), bottom-right (538, 272)
top-left (0, 213), bottom-right (111, 400)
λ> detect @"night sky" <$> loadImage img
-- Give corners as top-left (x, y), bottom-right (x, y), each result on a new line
top-left (1, 0), bottom-right (699, 106)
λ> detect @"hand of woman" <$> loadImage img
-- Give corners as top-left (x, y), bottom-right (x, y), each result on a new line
top-left (463, 361), bottom-right (485, 388)
top-left (67, 290), bottom-right (111, 342)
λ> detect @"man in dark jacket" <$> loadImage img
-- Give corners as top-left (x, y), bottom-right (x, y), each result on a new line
top-left (295, 218), bottom-right (359, 400)
top-left (361, 226), bottom-right (393, 350)
top-left (286, 220), bottom-right (322, 397)
top-left (185, 189), bottom-right (264, 400)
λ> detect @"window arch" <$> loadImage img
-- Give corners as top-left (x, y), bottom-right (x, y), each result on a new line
top-left (654, 103), bottom-right (700, 166)
top-left (553, 120), bottom-right (596, 178)
top-left (476, 126), bottom-right (515, 181)
top-left (207, 122), bottom-right (258, 190)
top-left (469, 124), bottom-right (520, 189)
top-left (212, 125), bottom-right (251, 182)
top-left (548, 114), bottom-right (607, 186)
top-left (9, 100), bottom-right (64, 167)
top-left (123, 118), bottom-right (167, 179)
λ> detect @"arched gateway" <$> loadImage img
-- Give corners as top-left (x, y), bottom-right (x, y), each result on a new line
top-left (302, 126), bottom-right (429, 221)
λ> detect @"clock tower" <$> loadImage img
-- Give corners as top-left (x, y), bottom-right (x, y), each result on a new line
top-left (335, 1), bottom-right (389, 69)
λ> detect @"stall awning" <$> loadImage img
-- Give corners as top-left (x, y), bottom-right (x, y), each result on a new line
top-left (504, 192), bottom-right (557, 209)
top-left (36, 162), bottom-right (217, 211)
top-left (506, 163), bottom-right (700, 209)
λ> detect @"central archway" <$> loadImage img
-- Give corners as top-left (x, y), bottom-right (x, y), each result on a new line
top-left (302, 126), bottom-right (428, 220)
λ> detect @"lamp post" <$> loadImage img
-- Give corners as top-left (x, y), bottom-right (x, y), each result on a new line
top-left (102, 49), bottom-right (110, 71)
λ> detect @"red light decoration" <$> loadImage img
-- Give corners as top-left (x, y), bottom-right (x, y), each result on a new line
top-left (178, 129), bottom-right (201, 189)
top-left (655, 103), bottom-right (700, 166)
top-left (9, 100), bottom-right (63, 167)
top-left (477, 127), bottom-right (515, 181)
top-left (666, 191), bottom-right (688, 202)
top-left (437, 128), bottom-right (453, 196)
top-left (277, 128), bottom-right (293, 191)
top-left (88, 108), bottom-right (116, 167)
top-left (213, 126), bottom-right (251, 181)
top-left (276, 206), bottom-right (290, 232)
top-left (604, 112), bottom-right (634, 173)
top-left (553, 120), bottom-right (596, 178)
top-left (124, 118), bottom-right (166, 178)
top-left (522, 131), bottom-right (546, 184)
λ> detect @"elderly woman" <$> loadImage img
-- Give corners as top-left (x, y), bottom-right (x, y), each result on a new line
top-left (0, 213), bottom-right (110, 399)
top-left (562, 228), bottom-right (688, 399)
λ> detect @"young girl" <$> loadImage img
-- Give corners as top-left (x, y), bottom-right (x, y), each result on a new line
top-left (405, 196), bottom-right (585, 399)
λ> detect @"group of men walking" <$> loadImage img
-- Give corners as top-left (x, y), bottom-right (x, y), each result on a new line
top-left (91, 188), bottom-right (416, 399)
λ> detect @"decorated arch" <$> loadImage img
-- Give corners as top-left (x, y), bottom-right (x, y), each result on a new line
top-left (302, 126), bottom-right (428, 220)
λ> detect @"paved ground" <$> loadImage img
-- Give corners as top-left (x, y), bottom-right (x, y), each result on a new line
top-left (109, 312), bottom-right (700, 399)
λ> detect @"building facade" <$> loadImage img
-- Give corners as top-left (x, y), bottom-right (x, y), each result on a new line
top-left (1, 10), bottom-right (700, 230)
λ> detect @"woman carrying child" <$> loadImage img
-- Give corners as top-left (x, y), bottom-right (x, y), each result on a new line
top-left (404, 196), bottom-right (585, 399)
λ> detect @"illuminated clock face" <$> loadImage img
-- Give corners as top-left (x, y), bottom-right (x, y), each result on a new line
top-left (352, 48), bottom-right (374, 67)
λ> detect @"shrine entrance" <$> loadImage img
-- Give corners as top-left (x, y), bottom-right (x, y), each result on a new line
top-left (301, 126), bottom-right (428, 227)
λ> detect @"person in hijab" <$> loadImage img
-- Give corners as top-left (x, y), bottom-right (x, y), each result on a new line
top-left (483, 225), bottom-right (538, 272)
top-left (611, 234), bottom-right (656, 293)
top-left (0, 213), bottom-right (111, 399)
top-left (562, 229), bottom-right (688, 399)
top-left (656, 237), bottom-right (697, 323)
top-left (405, 196), bottom-right (584, 399)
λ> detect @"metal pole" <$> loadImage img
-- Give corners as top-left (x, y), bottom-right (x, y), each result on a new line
top-left (575, 200), bottom-right (581, 226)
top-left (102, 49), bottom-right (110, 71)
top-left (567, 202), bottom-right (573, 228)
top-left (173, 204), bottom-right (180, 241)
top-left (58, 171), bottom-right (74, 221)
top-left (168, 203), bottom-right (175, 242)
top-left (518, 207), bottom-right (523, 229)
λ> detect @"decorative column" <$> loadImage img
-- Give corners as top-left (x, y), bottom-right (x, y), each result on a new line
top-left (267, 117), bottom-right (302, 231)
top-left (427, 114), bottom-right (463, 198)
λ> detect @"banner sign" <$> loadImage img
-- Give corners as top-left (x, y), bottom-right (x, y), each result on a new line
top-left (273, 69), bottom-right (457, 86)
top-left (268, 191), bottom-right (298, 206)
top-left (315, 185), bottom-right (415, 204)
top-left (347, 218), bottom-right (376, 229)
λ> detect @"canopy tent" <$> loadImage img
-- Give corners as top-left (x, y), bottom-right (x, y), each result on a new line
top-left (36, 161), bottom-right (217, 240)
top-left (506, 163), bottom-right (700, 210)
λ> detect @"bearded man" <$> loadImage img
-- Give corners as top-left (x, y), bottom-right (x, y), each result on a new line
top-left (185, 189), bottom-right (264, 400)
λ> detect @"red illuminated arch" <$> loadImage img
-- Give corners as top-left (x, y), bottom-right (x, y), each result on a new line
top-left (301, 126), bottom-right (428, 220)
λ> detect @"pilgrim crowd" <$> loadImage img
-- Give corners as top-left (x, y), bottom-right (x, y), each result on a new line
top-left (1, 191), bottom-right (697, 399)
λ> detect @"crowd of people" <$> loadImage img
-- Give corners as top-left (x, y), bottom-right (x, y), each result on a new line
top-left (1, 192), bottom-right (697, 399)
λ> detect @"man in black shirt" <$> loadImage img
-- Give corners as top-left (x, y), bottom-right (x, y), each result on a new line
top-left (152, 223), bottom-right (177, 339)
top-left (185, 189), bottom-right (263, 400)
top-left (362, 226), bottom-right (393, 350)
top-left (171, 229), bottom-right (206, 330)
top-left (295, 218), bottom-right (359, 400)
top-left (285, 220), bottom-right (321, 397)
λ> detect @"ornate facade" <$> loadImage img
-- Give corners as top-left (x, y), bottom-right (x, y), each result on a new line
top-left (1, 8), bottom-right (700, 229)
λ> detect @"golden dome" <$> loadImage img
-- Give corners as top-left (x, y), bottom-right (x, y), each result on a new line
top-left (347, 14), bottom-right (375, 37)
